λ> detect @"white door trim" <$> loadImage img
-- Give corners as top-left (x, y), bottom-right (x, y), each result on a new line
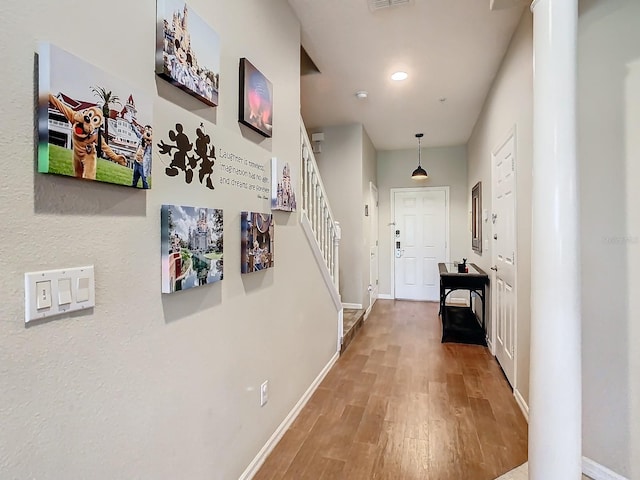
top-left (389, 186), bottom-right (450, 300)
top-left (491, 125), bottom-right (518, 389)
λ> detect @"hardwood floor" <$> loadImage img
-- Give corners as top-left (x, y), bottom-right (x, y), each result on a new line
top-left (253, 300), bottom-right (528, 480)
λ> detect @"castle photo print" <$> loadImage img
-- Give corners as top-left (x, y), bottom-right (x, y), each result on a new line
top-left (161, 204), bottom-right (224, 294)
top-left (156, 0), bottom-right (220, 106)
top-left (38, 43), bottom-right (154, 188)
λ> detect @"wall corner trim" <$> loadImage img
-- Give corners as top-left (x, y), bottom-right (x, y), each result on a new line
top-left (239, 351), bottom-right (340, 480)
top-left (582, 457), bottom-right (629, 480)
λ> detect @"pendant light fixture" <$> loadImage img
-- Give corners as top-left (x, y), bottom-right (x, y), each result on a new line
top-left (411, 133), bottom-right (428, 179)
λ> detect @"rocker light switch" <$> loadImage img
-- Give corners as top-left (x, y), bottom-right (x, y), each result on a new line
top-left (76, 277), bottom-right (90, 303)
top-left (58, 278), bottom-right (72, 305)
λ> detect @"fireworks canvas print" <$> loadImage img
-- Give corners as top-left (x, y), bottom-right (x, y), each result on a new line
top-left (38, 43), bottom-right (154, 188)
top-left (239, 58), bottom-right (273, 137)
top-left (241, 212), bottom-right (274, 274)
top-left (271, 157), bottom-right (297, 212)
top-left (161, 205), bottom-right (224, 293)
top-left (156, 0), bottom-right (221, 106)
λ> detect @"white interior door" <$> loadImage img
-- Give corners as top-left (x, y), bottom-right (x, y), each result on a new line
top-left (492, 130), bottom-right (517, 387)
top-left (369, 182), bottom-right (379, 310)
top-left (393, 188), bottom-right (448, 301)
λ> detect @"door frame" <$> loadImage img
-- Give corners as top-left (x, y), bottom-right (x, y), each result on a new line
top-left (490, 126), bottom-right (518, 387)
top-left (390, 186), bottom-right (450, 300)
top-left (368, 182), bottom-right (379, 312)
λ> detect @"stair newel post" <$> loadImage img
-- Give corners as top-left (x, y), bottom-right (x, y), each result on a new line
top-left (333, 221), bottom-right (341, 293)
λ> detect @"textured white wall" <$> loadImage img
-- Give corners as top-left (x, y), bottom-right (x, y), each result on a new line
top-left (578, 0), bottom-right (640, 476)
top-left (466, 9), bottom-right (533, 405)
top-left (376, 145), bottom-right (468, 297)
top-left (0, 1), bottom-right (339, 479)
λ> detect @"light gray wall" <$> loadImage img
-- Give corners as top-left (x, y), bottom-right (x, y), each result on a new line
top-left (377, 145), bottom-right (468, 297)
top-left (313, 124), bottom-right (370, 307)
top-left (466, 9), bottom-right (532, 407)
top-left (627, 54), bottom-right (640, 480)
top-left (578, 0), bottom-right (640, 476)
top-left (0, 1), bottom-right (339, 479)
top-left (362, 129), bottom-right (378, 308)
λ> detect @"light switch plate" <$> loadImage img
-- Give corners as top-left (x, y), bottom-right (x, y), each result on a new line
top-left (25, 266), bottom-right (95, 323)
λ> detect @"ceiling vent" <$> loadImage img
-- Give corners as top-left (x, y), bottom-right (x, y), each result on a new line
top-left (368, 0), bottom-right (412, 12)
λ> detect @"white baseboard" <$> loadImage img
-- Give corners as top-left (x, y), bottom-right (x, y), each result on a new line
top-left (582, 456), bottom-right (629, 480)
top-left (514, 388), bottom-right (529, 422)
top-left (239, 352), bottom-right (340, 480)
top-left (342, 303), bottom-right (363, 310)
top-left (377, 294), bottom-right (393, 300)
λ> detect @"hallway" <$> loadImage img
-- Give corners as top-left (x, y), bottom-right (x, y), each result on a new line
top-left (254, 300), bottom-right (527, 479)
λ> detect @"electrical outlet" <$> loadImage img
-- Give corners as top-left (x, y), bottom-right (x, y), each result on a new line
top-left (260, 380), bottom-right (268, 407)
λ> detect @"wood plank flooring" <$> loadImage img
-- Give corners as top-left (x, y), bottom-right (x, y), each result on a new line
top-left (254, 300), bottom-right (528, 480)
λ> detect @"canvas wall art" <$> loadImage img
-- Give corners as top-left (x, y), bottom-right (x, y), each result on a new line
top-left (239, 58), bottom-right (273, 137)
top-left (38, 43), bottom-right (154, 188)
top-left (156, 0), bottom-right (220, 106)
top-left (241, 212), bottom-right (274, 274)
top-left (271, 157), bottom-right (297, 212)
top-left (161, 204), bottom-right (224, 293)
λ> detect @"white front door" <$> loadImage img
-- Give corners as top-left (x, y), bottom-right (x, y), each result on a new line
top-left (492, 130), bottom-right (517, 387)
top-left (393, 188), bottom-right (448, 301)
top-left (369, 182), bottom-right (379, 310)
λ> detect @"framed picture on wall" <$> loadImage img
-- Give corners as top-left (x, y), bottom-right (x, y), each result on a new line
top-left (472, 181), bottom-right (482, 254)
top-left (161, 204), bottom-right (224, 293)
top-left (241, 211), bottom-right (274, 273)
top-left (156, 0), bottom-right (221, 107)
top-left (271, 157), bottom-right (297, 212)
top-left (38, 43), bottom-right (154, 188)
top-left (239, 58), bottom-right (273, 137)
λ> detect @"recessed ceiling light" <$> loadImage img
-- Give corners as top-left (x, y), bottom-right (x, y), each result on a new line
top-left (391, 71), bottom-right (408, 81)
top-left (355, 90), bottom-right (368, 99)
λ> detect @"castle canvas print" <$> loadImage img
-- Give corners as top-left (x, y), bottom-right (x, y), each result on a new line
top-left (241, 212), bottom-right (274, 274)
top-left (271, 157), bottom-right (297, 212)
top-left (161, 205), bottom-right (224, 293)
top-left (38, 43), bottom-right (154, 188)
top-left (156, 0), bottom-right (221, 106)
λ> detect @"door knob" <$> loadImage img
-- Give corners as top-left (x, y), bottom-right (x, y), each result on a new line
top-left (490, 266), bottom-right (498, 271)
top-left (493, 234), bottom-right (498, 240)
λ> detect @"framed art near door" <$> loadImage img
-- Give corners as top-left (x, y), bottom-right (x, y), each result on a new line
top-left (472, 181), bottom-right (482, 253)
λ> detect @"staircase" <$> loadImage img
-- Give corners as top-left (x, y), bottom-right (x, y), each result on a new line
top-left (341, 308), bottom-right (365, 354)
top-left (299, 119), bottom-right (344, 351)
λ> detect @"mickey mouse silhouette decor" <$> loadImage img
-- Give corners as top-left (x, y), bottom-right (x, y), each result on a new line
top-left (239, 58), bottom-right (273, 137)
top-left (157, 123), bottom-right (216, 189)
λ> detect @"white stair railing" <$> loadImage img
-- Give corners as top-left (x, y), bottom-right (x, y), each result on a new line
top-left (300, 122), bottom-right (341, 296)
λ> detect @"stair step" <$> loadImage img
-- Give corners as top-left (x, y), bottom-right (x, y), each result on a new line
top-left (341, 308), bottom-right (366, 354)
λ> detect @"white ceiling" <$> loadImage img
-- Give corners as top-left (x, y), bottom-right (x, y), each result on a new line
top-left (287, 0), bottom-right (526, 150)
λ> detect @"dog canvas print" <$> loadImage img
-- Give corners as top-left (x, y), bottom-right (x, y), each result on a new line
top-left (271, 157), bottom-right (297, 212)
top-left (38, 43), bottom-right (154, 188)
top-left (161, 205), bottom-right (224, 293)
top-left (241, 212), bottom-right (274, 274)
top-left (156, 0), bottom-right (220, 107)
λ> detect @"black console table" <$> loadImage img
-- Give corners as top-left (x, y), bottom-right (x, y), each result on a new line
top-left (438, 263), bottom-right (489, 344)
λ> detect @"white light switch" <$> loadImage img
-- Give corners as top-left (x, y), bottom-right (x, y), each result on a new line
top-left (58, 278), bottom-right (72, 305)
top-left (36, 281), bottom-right (52, 310)
top-left (77, 277), bottom-right (90, 303)
top-left (25, 266), bottom-right (95, 323)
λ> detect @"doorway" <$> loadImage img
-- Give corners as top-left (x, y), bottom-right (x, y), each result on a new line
top-left (491, 128), bottom-right (517, 388)
top-left (391, 187), bottom-right (449, 301)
